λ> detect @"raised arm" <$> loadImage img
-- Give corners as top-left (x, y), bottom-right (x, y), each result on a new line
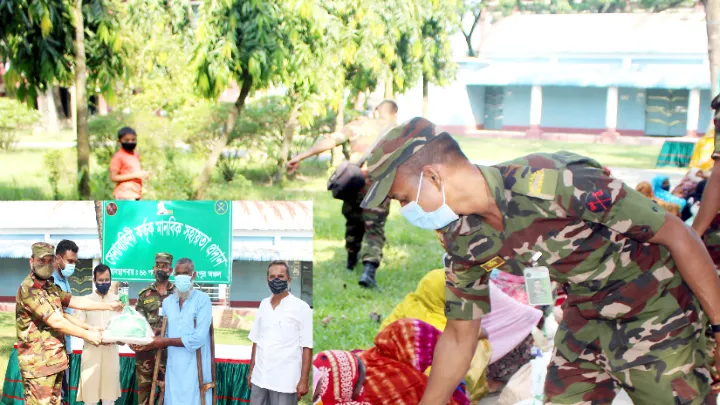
top-left (693, 163), bottom-right (720, 235)
top-left (69, 295), bottom-right (123, 312)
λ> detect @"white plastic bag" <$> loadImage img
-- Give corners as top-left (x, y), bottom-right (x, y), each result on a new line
top-left (101, 306), bottom-right (154, 345)
top-left (529, 351), bottom-right (552, 405)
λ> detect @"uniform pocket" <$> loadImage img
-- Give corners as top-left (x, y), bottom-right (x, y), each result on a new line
top-left (671, 376), bottom-right (700, 404)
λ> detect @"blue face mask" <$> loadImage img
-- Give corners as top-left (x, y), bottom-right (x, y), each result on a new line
top-left (175, 274), bottom-right (193, 293)
top-left (61, 262), bottom-right (75, 278)
top-left (400, 172), bottom-right (459, 230)
top-left (95, 282), bottom-right (111, 295)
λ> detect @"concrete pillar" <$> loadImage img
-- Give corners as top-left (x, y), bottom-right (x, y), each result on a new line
top-left (526, 85), bottom-right (543, 138)
top-left (686, 88), bottom-right (701, 137)
top-left (601, 87), bottom-right (620, 142)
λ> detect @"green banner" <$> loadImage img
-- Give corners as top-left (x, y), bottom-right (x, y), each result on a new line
top-left (102, 200), bottom-right (232, 284)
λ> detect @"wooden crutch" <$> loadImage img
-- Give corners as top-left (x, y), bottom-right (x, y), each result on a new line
top-left (196, 319), bottom-right (217, 405)
top-left (150, 317), bottom-right (168, 405)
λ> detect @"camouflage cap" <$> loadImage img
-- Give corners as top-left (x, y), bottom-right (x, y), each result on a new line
top-left (155, 252), bottom-right (173, 263)
top-left (360, 117), bottom-right (441, 209)
top-left (31, 242), bottom-right (55, 258)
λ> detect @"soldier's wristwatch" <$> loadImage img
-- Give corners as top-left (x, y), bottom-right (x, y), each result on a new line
top-left (711, 324), bottom-right (720, 334)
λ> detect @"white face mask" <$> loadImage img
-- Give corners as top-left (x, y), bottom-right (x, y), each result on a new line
top-left (399, 172), bottom-right (459, 230)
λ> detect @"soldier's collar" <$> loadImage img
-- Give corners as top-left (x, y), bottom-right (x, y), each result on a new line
top-left (439, 165), bottom-right (507, 237)
top-left (151, 282), bottom-right (175, 291)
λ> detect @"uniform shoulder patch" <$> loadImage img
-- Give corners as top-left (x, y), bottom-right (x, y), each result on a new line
top-left (584, 189), bottom-right (612, 213)
top-left (505, 167), bottom-right (558, 200)
top-left (480, 256), bottom-right (506, 272)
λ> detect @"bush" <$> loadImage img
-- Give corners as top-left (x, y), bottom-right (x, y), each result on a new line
top-left (43, 150), bottom-right (69, 200)
top-left (0, 98), bottom-right (41, 151)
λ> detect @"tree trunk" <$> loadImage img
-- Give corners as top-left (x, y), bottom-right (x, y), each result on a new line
top-left (94, 200), bottom-right (103, 247)
top-left (464, 35), bottom-right (475, 57)
top-left (40, 88), bottom-right (60, 133)
top-left (422, 75), bottom-right (429, 118)
top-left (273, 101), bottom-right (301, 184)
top-left (384, 78), bottom-right (393, 99)
top-left (52, 87), bottom-right (67, 121)
top-left (74, 0), bottom-right (91, 200)
top-left (707, 0), bottom-right (720, 131)
top-left (191, 77), bottom-right (253, 200)
top-left (332, 90), bottom-right (346, 166)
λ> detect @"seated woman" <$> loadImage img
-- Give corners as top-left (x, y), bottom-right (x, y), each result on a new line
top-left (651, 175), bottom-right (687, 211)
top-left (380, 269), bottom-right (543, 401)
top-left (635, 181), bottom-right (681, 217)
top-left (311, 319), bottom-right (468, 405)
top-left (356, 318), bottom-right (470, 405)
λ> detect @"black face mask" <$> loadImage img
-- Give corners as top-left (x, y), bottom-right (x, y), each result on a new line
top-left (155, 270), bottom-right (170, 282)
top-left (268, 278), bottom-right (288, 295)
top-left (96, 282), bottom-right (111, 295)
top-left (121, 142), bottom-right (137, 152)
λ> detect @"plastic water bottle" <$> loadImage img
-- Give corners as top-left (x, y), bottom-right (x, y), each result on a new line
top-left (119, 282), bottom-right (129, 305)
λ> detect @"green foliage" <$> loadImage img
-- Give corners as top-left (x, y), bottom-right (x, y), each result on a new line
top-left (420, 0), bottom-right (460, 87)
top-left (0, 0), bottom-right (127, 104)
top-left (118, 0), bottom-right (198, 114)
top-left (0, 98), bottom-right (41, 151)
top-left (230, 96), bottom-right (321, 181)
top-left (43, 150), bottom-right (67, 199)
top-left (192, 1), bottom-right (288, 99)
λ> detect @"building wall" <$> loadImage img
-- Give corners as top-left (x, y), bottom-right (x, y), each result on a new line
top-left (466, 85), bottom-right (486, 127)
top-left (229, 260), bottom-right (302, 305)
top-left (617, 88), bottom-right (646, 134)
top-left (0, 259), bottom-right (34, 299)
top-left (699, 89), bottom-right (713, 134)
top-left (540, 86), bottom-right (607, 131)
top-left (502, 86), bottom-right (532, 128)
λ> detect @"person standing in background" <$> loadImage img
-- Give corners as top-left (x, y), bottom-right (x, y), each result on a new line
top-left (110, 126), bottom-right (149, 200)
top-left (133, 253), bottom-right (175, 405)
top-left (248, 260), bottom-right (313, 405)
top-left (51, 239), bottom-right (78, 402)
top-left (287, 101), bottom-right (398, 288)
top-left (76, 264), bottom-right (122, 405)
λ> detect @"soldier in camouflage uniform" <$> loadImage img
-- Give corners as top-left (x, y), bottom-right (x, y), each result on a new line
top-left (133, 252), bottom-right (176, 405)
top-left (16, 242), bottom-right (119, 405)
top-left (287, 101), bottom-right (398, 287)
top-left (361, 117), bottom-right (720, 404)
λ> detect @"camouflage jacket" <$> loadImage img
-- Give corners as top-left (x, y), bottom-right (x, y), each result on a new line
top-left (16, 272), bottom-right (72, 378)
top-left (330, 118), bottom-right (395, 163)
top-left (136, 283), bottom-right (175, 333)
top-left (441, 151), bottom-right (698, 371)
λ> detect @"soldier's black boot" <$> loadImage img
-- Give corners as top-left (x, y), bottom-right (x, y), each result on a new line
top-left (347, 252), bottom-right (359, 271)
top-left (358, 261), bottom-right (378, 288)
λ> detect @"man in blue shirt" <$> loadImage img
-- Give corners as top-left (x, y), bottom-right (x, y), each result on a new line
top-left (136, 258), bottom-right (214, 405)
top-left (52, 239), bottom-right (79, 401)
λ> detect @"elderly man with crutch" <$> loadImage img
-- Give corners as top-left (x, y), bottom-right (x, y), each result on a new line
top-left (136, 258), bottom-right (216, 404)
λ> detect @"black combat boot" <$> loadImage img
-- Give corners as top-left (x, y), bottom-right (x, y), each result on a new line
top-left (347, 251), bottom-right (359, 271)
top-left (358, 261), bottom-right (378, 288)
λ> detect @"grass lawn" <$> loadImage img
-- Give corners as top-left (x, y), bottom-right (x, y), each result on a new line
top-left (15, 129), bottom-right (76, 145)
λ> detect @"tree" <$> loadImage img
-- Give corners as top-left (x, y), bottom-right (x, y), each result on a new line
top-left (420, 0), bottom-right (460, 117)
top-left (705, 0), bottom-right (720, 108)
top-left (191, 0), bottom-right (303, 199)
top-left (0, 0), bottom-right (127, 199)
top-left (271, 1), bottom-right (340, 184)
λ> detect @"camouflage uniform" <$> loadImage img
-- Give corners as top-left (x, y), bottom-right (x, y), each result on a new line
top-left (361, 117), bottom-right (715, 405)
top-left (331, 117), bottom-right (394, 286)
top-left (135, 253), bottom-right (175, 405)
top-left (16, 243), bottom-right (71, 405)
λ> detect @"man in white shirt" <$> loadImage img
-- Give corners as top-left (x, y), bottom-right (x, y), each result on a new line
top-left (76, 264), bottom-right (122, 405)
top-left (248, 260), bottom-right (313, 405)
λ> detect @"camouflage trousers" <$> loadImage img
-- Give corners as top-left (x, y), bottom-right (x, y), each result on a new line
top-left (544, 334), bottom-right (715, 405)
top-left (136, 348), bottom-right (168, 405)
top-left (23, 372), bottom-right (63, 405)
top-left (341, 189), bottom-right (390, 264)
